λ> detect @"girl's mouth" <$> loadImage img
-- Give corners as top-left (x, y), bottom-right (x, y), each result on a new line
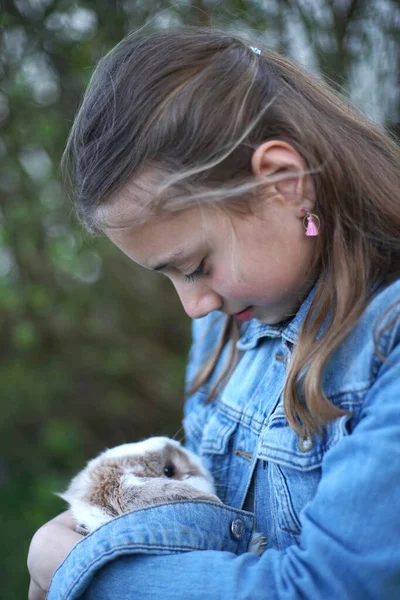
top-left (233, 306), bottom-right (254, 321)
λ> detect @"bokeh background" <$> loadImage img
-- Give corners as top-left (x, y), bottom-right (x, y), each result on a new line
top-left (1, 1), bottom-right (399, 597)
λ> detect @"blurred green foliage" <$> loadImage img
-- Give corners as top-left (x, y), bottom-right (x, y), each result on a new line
top-left (0, 0), bottom-right (399, 597)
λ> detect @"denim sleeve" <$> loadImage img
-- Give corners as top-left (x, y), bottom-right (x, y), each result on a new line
top-left (47, 501), bottom-right (256, 599)
top-left (48, 337), bottom-right (400, 600)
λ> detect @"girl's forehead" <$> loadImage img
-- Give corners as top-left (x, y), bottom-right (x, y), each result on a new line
top-left (96, 170), bottom-right (161, 230)
top-left (96, 164), bottom-right (242, 233)
top-left (99, 175), bottom-right (229, 237)
top-left (101, 200), bottom-right (201, 238)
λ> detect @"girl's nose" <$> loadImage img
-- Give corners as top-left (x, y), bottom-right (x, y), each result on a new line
top-left (174, 284), bottom-right (222, 319)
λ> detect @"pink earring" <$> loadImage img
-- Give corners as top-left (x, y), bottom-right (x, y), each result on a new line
top-left (301, 208), bottom-right (320, 237)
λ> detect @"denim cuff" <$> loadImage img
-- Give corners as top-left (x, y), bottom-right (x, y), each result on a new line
top-left (48, 500), bottom-right (255, 599)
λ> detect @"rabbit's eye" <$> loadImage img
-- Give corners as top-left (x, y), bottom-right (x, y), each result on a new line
top-left (164, 465), bottom-right (175, 478)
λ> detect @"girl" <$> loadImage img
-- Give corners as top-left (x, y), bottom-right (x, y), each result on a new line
top-left (28, 27), bottom-right (400, 599)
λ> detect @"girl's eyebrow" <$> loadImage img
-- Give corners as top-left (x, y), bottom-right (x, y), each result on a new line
top-left (149, 250), bottom-right (185, 271)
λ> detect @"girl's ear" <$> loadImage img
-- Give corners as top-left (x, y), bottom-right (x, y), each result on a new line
top-left (251, 140), bottom-right (315, 206)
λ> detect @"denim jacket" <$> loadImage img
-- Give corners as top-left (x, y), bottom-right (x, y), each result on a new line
top-left (48, 279), bottom-right (400, 599)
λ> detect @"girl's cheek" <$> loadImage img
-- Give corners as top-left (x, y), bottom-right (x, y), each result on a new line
top-left (213, 263), bottom-right (262, 299)
top-left (220, 280), bottom-right (260, 300)
top-left (212, 270), bottom-right (239, 296)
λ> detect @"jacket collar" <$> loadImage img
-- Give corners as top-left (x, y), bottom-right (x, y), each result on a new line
top-left (236, 283), bottom-right (317, 351)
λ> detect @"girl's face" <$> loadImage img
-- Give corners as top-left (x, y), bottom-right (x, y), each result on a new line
top-left (104, 196), bottom-right (318, 325)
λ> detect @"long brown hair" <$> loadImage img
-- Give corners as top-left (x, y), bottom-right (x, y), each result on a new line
top-left (62, 27), bottom-right (400, 437)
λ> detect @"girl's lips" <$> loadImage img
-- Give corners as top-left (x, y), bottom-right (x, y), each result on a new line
top-left (233, 306), bottom-right (254, 321)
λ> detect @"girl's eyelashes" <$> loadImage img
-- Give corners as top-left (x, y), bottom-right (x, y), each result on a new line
top-left (184, 259), bottom-right (205, 283)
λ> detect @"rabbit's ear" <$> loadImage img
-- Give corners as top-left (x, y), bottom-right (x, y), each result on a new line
top-left (117, 473), bottom-right (144, 513)
top-left (120, 478), bottom-right (219, 512)
top-left (84, 461), bottom-right (132, 517)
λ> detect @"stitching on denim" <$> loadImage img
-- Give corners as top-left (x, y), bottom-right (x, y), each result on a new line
top-left (220, 390), bottom-right (276, 425)
top-left (65, 543), bottom-right (208, 598)
top-left (219, 385), bottom-right (284, 429)
top-left (258, 446), bottom-right (324, 470)
top-left (260, 441), bottom-right (324, 460)
top-left (219, 402), bottom-right (264, 429)
top-left (237, 324), bottom-right (281, 349)
top-left (371, 310), bottom-right (400, 379)
top-left (63, 503), bottom-right (255, 598)
top-left (201, 415), bottom-right (237, 454)
top-left (326, 385), bottom-right (371, 404)
top-left (275, 464), bottom-right (301, 534)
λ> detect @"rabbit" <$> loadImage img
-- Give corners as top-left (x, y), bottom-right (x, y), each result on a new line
top-left (58, 436), bottom-right (266, 555)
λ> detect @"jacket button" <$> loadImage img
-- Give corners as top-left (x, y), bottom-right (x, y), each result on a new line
top-left (230, 519), bottom-right (245, 540)
top-left (298, 434), bottom-right (313, 452)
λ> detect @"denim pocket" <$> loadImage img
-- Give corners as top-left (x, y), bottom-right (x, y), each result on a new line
top-left (200, 411), bottom-right (238, 455)
top-left (203, 411), bottom-right (239, 504)
top-left (258, 399), bottom-right (353, 539)
top-left (185, 409), bottom-right (238, 504)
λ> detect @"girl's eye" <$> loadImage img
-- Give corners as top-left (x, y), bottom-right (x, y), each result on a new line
top-left (164, 465), bottom-right (175, 478)
top-left (184, 260), bottom-right (205, 283)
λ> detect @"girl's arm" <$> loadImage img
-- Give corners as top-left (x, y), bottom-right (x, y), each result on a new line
top-left (27, 511), bottom-right (83, 600)
top-left (47, 335), bottom-right (400, 599)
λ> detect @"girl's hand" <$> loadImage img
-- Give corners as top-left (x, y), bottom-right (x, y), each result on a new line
top-left (27, 511), bottom-right (83, 600)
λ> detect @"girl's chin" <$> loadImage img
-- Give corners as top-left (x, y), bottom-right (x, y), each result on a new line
top-left (254, 305), bottom-right (297, 325)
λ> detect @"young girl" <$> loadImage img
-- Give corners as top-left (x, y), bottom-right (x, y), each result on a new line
top-left (28, 27), bottom-right (400, 599)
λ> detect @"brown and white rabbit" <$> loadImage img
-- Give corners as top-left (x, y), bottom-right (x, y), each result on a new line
top-left (58, 436), bottom-right (266, 555)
